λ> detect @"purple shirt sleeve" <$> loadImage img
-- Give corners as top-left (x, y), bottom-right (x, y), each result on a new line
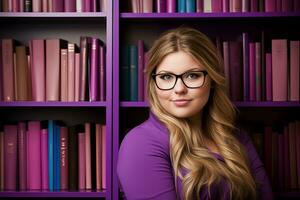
top-left (237, 130), bottom-right (274, 200)
top-left (117, 126), bottom-right (177, 200)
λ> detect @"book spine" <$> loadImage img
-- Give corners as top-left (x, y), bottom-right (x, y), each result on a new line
top-left (60, 49), bottom-right (68, 102)
top-left (75, 53), bottom-right (80, 101)
top-left (42, 0), bottom-right (48, 12)
top-left (196, 0), bottom-right (203, 12)
top-left (2, 39), bottom-right (14, 101)
top-left (64, 0), bottom-right (76, 12)
top-left (4, 125), bottom-right (17, 191)
top-left (186, 0), bottom-right (196, 12)
top-left (255, 42), bottom-right (261, 101)
top-left (15, 46), bottom-right (29, 101)
top-left (41, 129), bottom-right (48, 190)
top-left (85, 123), bottom-right (92, 190)
top-left (60, 127), bottom-right (68, 190)
top-left (143, 0), bottom-right (153, 12)
top-left (48, 120), bottom-right (54, 191)
top-left (138, 40), bottom-right (144, 101)
top-left (52, 0), bottom-right (64, 12)
top-left (0, 40), bottom-right (3, 101)
top-left (90, 38), bottom-right (99, 101)
top-left (78, 132), bottom-right (86, 190)
top-left (32, 0), bottom-right (41, 12)
top-left (101, 125), bottom-right (106, 189)
top-left (80, 37), bottom-right (88, 101)
top-left (157, 0), bottom-right (167, 12)
top-left (0, 131), bottom-right (4, 191)
top-left (68, 44), bottom-right (75, 102)
top-left (24, 0), bottom-right (32, 12)
top-left (242, 33), bottom-right (249, 101)
top-left (265, 53), bottom-right (272, 101)
top-left (167, 0), bottom-right (176, 12)
top-left (18, 122), bottom-right (27, 190)
top-left (100, 45), bottom-right (106, 101)
top-left (178, 0), bottom-right (186, 12)
top-left (96, 124), bottom-right (102, 190)
top-left (249, 43), bottom-right (256, 101)
top-left (289, 41), bottom-right (299, 101)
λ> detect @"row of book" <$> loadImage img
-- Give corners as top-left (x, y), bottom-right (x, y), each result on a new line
top-left (128, 0), bottom-right (300, 13)
top-left (0, 37), bottom-right (106, 102)
top-left (0, 0), bottom-right (106, 13)
top-left (223, 36), bottom-right (300, 102)
top-left (0, 120), bottom-right (106, 191)
top-left (250, 120), bottom-right (300, 190)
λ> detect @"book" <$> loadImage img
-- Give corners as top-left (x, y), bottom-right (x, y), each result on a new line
top-left (60, 49), bottom-right (68, 102)
top-left (129, 45), bottom-right (138, 101)
top-left (17, 122), bottom-right (27, 190)
top-left (0, 131), bottom-right (4, 191)
top-left (41, 128), bottom-right (48, 190)
top-left (68, 43), bottom-right (76, 102)
top-left (60, 126), bottom-right (68, 190)
top-left (78, 132), bottom-right (86, 190)
top-left (289, 41), bottom-right (299, 101)
top-left (90, 38), bottom-right (99, 101)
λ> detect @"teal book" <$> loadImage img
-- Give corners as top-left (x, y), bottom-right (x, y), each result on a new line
top-left (53, 123), bottom-right (60, 191)
top-left (129, 45), bottom-right (138, 101)
top-left (121, 46), bottom-right (130, 101)
top-left (178, 0), bottom-right (186, 12)
top-left (48, 120), bottom-right (54, 191)
top-left (186, 0), bottom-right (195, 12)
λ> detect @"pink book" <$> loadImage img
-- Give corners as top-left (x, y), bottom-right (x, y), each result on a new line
top-left (212, 0), bottom-right (222, 12)
top-left (242, 0), bottom-right (249, 12)
top-left (249, 43), bottom-right (256, 101)
top-left (100, 0), bottom-right (106, 12)
top-left (4, 125), bottom-right (17, 191)
top-left (272, 39), bottom-right (288, 101)
top-left (0, 131), bottom-right (4, 191)
top-left (101, 125), bottom-right (106, 189)
top-left (1, 39), bottom-right (14, 101)
top-left (52, 0), bottom-right (64, 12)
top-left (64, 0), bottom-right (76, 12)
top-left (85, 123), bottom-right (92, 190)
top-left (95, 124), bottom-right (102, 190)
top-left (7, 0), bottom-right (13, 11)
top-left (32, 0), bottom-right (42, 12)
top-left (78, 132), bottom-right (85, 190)
top-left (15, 46), bottom-right (29, 101)
top-left (156, 0), bottom-right (166, 12)
top-left (84, 0), bottom-right (91, 12)
top-left (231, 0), bottom-right (242, 12)
top-left (196, 0), bottom-right (204, 12)
top-left (18, 122), bottom-right (27, 191)
top-left (68, 44), bottom-right (75, 102)
top-left (143, 0), bottom-right (153, 12)
top-left (12, 0), bottom-right (19, 12)
top-left (60, 49), bottom-right (68, 102)
top-left (138, 40), bottom-right (144, 101)
top-left (167, 0), bottom-right (176, 13)
top-left (27, 121), bottom-right (41, 190)
top-left (131, 0), bottom-right (139, 12)
top-left (204, 0), bottom-right (212, 12)
top-left (75, 53), bottom-right (80, 101)
top-left (265, 0), bottom-right (276, 11)
top-left (99, 45), bottom-right (106, 101)
top-left (42, 0), bottom-right (48, 12)
top-left (289, 41), bottom-right (299, 101)
top-left (27, 55), bottom-right (32, 100)
top-left (250, 0), bottom-right (258, 11)
top-left (30, 39), bottom-right (46, 101)
top-left (92, 0), bottom-right (97, 12)
top-left (265, 53), bottom-right (272, 101)
top-left (41, 128), bottom-right (48, 190)
top-left (46, 39), bottom-right (67, 101)
top-left (90, 38), bottom-right (99, 101)
top-left (222, 41), bottom-right (230, 95)
top-left (60, 127), bottom-right (68, 190)
top-left (222, 0), bottom-right (229, 12)
top-left (255, 42), bottom-right (261, 101)
top-left (20, 0), bottom-right (24, 12)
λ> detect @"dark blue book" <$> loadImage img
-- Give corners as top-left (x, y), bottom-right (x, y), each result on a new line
top-left (48, 120), bottom-right (54, 191)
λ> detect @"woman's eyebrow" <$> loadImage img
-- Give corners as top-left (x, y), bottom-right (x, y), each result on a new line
top-left (157, 67), bottom-right (203, 74)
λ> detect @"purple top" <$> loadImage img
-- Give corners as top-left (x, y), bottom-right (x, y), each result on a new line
top-left (117, 113), bottom-right (273, 200)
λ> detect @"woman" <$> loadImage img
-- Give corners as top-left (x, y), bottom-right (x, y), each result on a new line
top-left (117, 27), bottom-right (273, 200)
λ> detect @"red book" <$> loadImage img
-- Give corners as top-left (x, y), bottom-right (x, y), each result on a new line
top-left (64, 0), bottom-right (76, 12)
top-left (242, 33), bottom-right (249, 101)
top-left (18, 122), bottom-right (27, 191)
top-left (30, 39), bottom-right (46, 101)
top-left (283, 126), bottom-right (290, 189)
top-left (60, 49), bottom-right (68, 102)
top-left (296, 121), bottom-right (300, 187)
top-left (250, 0), bottom-right (258, 11)
top-left (1, 39), bottom-right (15, 101)
top-left (27, 121), bottom-right (41, 190)
top-left (67, 43), bottom-right (75, 102)
top-left (212, 0), bottom-right (222, 12)
top-left (277, 133), bottom-right (284, 190)
top-left (272, 39), bottom-right (288, 101)
top-left (78, 132), bottom-right (85, 190)
top-left (84, 0), bottom-right (91, 12)
top-left (41, 128), bottom-right (48, 190)
top-left (265, 53), bottom-right (272, 101)
top-left (289, 41), bottom-right (299, 101)
top-left (46, 39), bottom-right (68, 101)
top-left (79, 37), bottom-right (90, 101)
top-left (222, 0), bottom-right (229, 12)
top-left (282, 0), bottom-right (292, 11)
top-left (265, 0), bottom-right (276, 11)
top-left (4, 125), bottom-right (17, 191)
top-left (96, 124), bottom-right (102, 190)
top-left (12, 0), bottom-right (19, 12)
top-left (60, 127), bottom-right (68, 190)
top-left (101, 125), bottom-right (106, 189)
top-left (75, 52), bottom-right (80, 101)
top-left (144, 52), bottom-right (149, 100)
top-left (242, 0), bottom-right (249, 12)
top-left (0, 131), bottom-right (4, 191)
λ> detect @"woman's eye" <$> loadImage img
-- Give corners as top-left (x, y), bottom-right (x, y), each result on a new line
top-left (187, 73), bottom-right (200, 79)
top-left (159, 74), bottom-right (173, 81)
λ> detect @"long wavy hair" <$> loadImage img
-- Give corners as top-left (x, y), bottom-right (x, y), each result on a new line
top-left (146, 27), bottom-right (257, 199)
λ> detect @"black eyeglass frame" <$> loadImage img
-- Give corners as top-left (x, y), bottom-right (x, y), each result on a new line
top-left (151, 70), bottom-right (208, 90)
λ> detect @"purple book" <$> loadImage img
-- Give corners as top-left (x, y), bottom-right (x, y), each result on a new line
top-left (41, 129), bottom-right (48, 190)
top-left (242, 33), bottom-right (249, 101)
top-left (64, 0), bottom-right (76, 12)
top-left (99, 45), bottom-right (106, 101)
top-left (52, 0), bottom-right (64, 12)
top-left (138, 40), bottom-right (144, 101)
top-left (18, 122), bottom-right (27, 191)
top-left (222, 0), bottom-right (229, 12)
top-left (90, 38), bottom-right (99, 101)
top-left (265, 53), bottom-right (272, 101)
top-left (249, 43), bottom-right (256, 101)
top-left (167, 0), bottom-right (176, 12)
top-left (156, 0), bottom-right (167, 12)
top-left (4, 125), bottom-right (17, 191)
top-left (27, 121), bottom-right (41, 190)
top-left (250, 0), bottom-right (258, 11)
top-left (255, 42), bottom-right (261, 101)
top-left (276, 0), bottom-right (282, 11)
top-left (84, 0), bottom-right (91, 12)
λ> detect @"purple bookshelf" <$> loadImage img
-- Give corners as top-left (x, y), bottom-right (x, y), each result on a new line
top-left (0, 191), bottom-right (106, 198)
top-left (0, 12), bottom-right (106, 18)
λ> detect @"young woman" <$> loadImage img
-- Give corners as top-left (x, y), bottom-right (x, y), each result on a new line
top-left (117, 27), bottom-right (273, 200)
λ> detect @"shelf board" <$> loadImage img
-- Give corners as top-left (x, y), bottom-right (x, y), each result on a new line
top-left (120, 101), bottom-right (300, 108)
top-left (121, 12), bottom-right (300, 19)
top-left (0, 191), bottom-right (106, 198)
top-left (0, 12), bottom-right (106, 18)
top-left (0, 101), bottom-right (108, 107)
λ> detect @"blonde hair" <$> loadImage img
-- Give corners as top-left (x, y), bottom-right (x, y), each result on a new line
top-left (146, 27), bottom-right (257, 199)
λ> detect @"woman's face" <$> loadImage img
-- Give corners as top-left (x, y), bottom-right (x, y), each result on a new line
top-left (154, 51), bottom-right (211, 119)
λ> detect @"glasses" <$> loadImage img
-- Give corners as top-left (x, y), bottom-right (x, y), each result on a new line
top-left (152, 70), bottom-right (208, 90)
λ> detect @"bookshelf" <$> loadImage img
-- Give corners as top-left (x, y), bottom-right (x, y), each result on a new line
top-left (113, 1), bottom-right (300, 200)
top-left (0, 0), bottom-right (113, 199)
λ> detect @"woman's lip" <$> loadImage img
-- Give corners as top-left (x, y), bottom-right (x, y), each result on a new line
top-left (172, 99), bottom-right (192, 106)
